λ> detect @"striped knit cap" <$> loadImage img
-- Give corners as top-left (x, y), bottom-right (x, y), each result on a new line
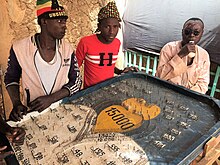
top-left (36, 0), bottom-right (68, 18)
top-left (98, 1), bottom-right (121, 22)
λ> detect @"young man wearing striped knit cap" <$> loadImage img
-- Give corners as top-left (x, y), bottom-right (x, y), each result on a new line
top-left (4, 0), bottom-right (82, 121)
top-left (76, 1), bottom-right (138, 89)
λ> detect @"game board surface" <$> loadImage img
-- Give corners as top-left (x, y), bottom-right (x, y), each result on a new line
top-left (9, 73), bottom-right (220, 165)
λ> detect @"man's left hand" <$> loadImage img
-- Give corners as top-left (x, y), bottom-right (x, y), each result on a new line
top-left (5, 127), bottom-right (26, 145)
top-left (0, 146), bottom-right (14, 160)
top-left (29, 95), bottom-right (53, 113)
top-left (122, 66), bottom-right (139, 73)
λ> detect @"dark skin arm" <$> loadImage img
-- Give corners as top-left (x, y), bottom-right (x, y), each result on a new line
top-left (7, 85), bottom-right (69, 121)
top-left (6, 85), bottom-right (27, 121)
top-left (29, 88), bottom-right (69, 113)
top-left (5, 127), bottom-right (26, 146)
top-left (178, 41), bottom-right (196, 66)
top-left (0, 146), bottom-right (14, 161)
top-left (178, 41), bottom-right (196, 58)
top-left (114, 66), bottom-right (139, 75)
top-left (0, 117), bottom-right (26, 145)
top-left (0, 117), bottom-right (26, 160)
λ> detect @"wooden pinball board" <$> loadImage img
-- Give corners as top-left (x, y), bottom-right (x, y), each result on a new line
top-left (8, 104), bottom-right (149, 165)
top-left (8, 73), bottom-right (220, 165)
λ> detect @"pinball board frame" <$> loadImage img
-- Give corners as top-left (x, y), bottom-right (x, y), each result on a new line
top-left (62, 72), bottom-right (220, 165)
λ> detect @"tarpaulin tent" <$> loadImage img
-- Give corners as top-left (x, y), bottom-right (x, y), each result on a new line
top-left (123, 0), bottom-right (220, 65)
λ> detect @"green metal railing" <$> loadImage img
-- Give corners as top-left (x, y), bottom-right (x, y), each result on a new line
top-left (124, 49), bottom-right (220, 99)
top-left (125, 49), bottom-right (159, 76)
top-left (209, 65), bottom-right (220, 97)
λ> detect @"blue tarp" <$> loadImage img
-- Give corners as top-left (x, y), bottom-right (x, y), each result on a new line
top-left (123, 0), bottom-right (220, 64)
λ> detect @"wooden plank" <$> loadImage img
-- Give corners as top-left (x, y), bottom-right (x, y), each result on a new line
top-left (196, 136), bottom-right (220, 165)
top-left (203, 136), bottom-right (220, 156)
top-left (197, 143), bottom-right (220, 165)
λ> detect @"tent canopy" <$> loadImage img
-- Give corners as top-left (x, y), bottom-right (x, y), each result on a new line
top-left (123, 0), bottom-right (220, 64)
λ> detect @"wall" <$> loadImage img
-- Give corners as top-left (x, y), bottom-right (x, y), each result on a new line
top-left (0, 0), bottom-right (117, 118)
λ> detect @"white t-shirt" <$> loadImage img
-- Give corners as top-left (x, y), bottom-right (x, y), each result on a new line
top-left (35, 43), bottom-right (62, 95)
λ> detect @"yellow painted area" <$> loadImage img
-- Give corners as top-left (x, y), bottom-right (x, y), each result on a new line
top-left (93, 105), bottom-right (143, 133)
top-left (122, 98), bottom-right (161, 120)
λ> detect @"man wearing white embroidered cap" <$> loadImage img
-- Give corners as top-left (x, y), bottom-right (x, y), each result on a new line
top-left (156, 17), bottom-right (210, 94)
top-left (76, 1), bottom-right (138, 89)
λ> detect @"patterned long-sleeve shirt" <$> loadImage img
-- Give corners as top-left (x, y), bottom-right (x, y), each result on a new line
top-left (4, 34), bottom-right (82, 105)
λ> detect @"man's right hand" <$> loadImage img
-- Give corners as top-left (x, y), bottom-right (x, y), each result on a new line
top-left (0, 146), bottom-right (14, 160)
top-left (9, 104), bottom-right (28, 122)
top-left (178, 42), bottom-right (196, 58)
